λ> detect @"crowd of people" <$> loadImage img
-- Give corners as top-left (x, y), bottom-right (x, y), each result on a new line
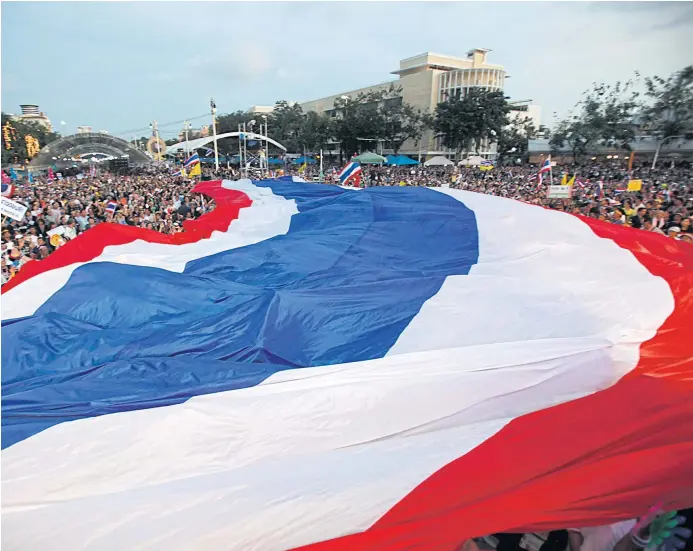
top-left (2, 167), bottom-right (215, 285)
top-left (2, 157), bottom-right (691, 286)
top-left (320, 159), bottom-right (693, 243)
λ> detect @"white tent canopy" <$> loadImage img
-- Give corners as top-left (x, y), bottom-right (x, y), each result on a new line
top-left (458, 155), bottom-right (484, 167)
top-left (165, 132), bottom-right (287, 156)
top-left (424, 156), bottom-right (454, 167)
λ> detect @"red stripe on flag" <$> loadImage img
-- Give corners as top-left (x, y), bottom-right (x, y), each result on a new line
top-left (1, 181), bottom-right (252, 293)
top-left (294, 220), bottom-right (693, 551)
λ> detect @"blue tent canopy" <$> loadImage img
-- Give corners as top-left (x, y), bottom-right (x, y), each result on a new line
top-left (385, 155), bottom-right (419, 166)
top-left (268, 158), bottom-right (285, 166)
top-left (292, 156), bottom-right (317, 165)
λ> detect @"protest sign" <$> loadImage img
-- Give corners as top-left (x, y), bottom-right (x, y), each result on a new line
top-left (546, 185), bottom-right (572, 199)
top-left (1, 196), bottom-right (28, 221)
top-left (628, 179), bottom-right (643, 191)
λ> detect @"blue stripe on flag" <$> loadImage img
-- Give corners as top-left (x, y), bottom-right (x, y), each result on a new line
top-left (2, 183), bottom-right (479, 447)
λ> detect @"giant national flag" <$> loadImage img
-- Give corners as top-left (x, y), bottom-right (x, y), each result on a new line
top-left (2, 177), bottom-right (692, 551)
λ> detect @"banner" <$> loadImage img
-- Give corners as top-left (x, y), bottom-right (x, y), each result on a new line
top-left (546, 185), bottom-right (572, 199)
top-left (1, 196), bottom-right (28, 221)
top-left (627, 179), bottom-right (642, 192)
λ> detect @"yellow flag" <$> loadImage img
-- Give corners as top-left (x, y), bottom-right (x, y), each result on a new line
top-left (627, 179), bottom-right (642, 191)
top-left (561, 173), bottom-right (567, 185)
top-left (567, 175), bottom-right (576, 187)
top-left (187, 163), bottom-right (201, 178)
top-left (298, 163), bottom-right (307, 174)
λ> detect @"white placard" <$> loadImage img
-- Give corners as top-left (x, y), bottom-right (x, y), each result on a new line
top-left (1, 197), bottom-right (28, 221)
top-left (546, 185), bottom-right (572, 199)
top-left (47, 226), bottom-right (66, 237)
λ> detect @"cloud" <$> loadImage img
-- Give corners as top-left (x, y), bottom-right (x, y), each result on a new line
top-left (188, 44), bottom-right (275, 81)
top-left (647, 6), bottom-right (693, 31)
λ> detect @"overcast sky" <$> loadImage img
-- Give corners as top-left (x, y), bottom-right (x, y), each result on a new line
top-left (2, 1), bottom-right (692, 139)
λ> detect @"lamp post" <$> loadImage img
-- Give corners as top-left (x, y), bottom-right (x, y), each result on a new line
top-left (261, 114), bottom-right (268, 177)
top-left (211, 98), bottom-right (219, 171)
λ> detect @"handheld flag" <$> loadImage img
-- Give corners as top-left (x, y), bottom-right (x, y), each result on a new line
top-left (298, 162), bottom-right (307, 175)
top-left (561, 173), bottom-right (567, 185)
top-left (187, 163), bottom-right (201, 178)
top-left (2, 179), bottom-right (692, 551)
top-left (1, 183), bottom-right (14, 197)
top-left (567, 175), bottom-right (576, 187)
top-left (183, 153), bottom-right (200, 168)
top-left (628, 179), bottom-right (643, 192)
top-left (338, 161), bottom-right (362, 187)
top-left (105, 201), bottom-right (118, 213)
top-left (538, 157), bottom-right (551, 186)
top-left (539, 157), bottom-right (552, 174)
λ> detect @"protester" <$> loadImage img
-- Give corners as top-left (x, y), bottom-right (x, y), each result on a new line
top-left (3, 157), bottom-right (691, 286)
top-left (1, 167), bottom-right (214, 285)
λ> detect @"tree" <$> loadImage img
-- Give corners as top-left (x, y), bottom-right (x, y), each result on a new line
top-left (373, 85), bottom-right (430, 155)
top-left (333, 93), bottom-right (381, 159)
top-left (269, 101), bottom-right (306, 152)
top-left (497, 116), bottom-right (537, 163)
top-left (641, 65), bottom-right (693, 150)
top-left (549, 77), bottom-right (640, 162)
top-left (215, 110), bottom-right (255, 136)
top-left (301, 111), bottom-right (334, 153)
top-left (2, 112), bottom-right (60, 165)
top-left (433, 88), bottom-right (510, 161)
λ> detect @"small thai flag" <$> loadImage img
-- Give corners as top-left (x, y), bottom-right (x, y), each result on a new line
top-left (172, 169), bottom-right (183, 177)
top-left (203, 148), bottom-right (214, 157)
top-left (184, 153), bottom-right (200, 168)
top-left (575, 178), bottom-right (586, 189)
top-left (614, 187), bottom-right (627, 194)
top-left (106, 201), bottom-right (118, 213)
top-left (539, 158), bottom-right (552, 174)
top-left (2, 183), bottom-right (14, 198)
top-left (481, 159), bottom-right (494, 166)
top-left (338, 162), bottom-right (362, 187)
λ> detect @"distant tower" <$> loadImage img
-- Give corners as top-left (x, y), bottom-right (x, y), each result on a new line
top-left (17, 104), bottom-right (53, 131)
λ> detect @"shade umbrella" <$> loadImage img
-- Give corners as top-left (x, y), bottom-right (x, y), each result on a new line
top-left (352, 152), bottom-right (387, 164)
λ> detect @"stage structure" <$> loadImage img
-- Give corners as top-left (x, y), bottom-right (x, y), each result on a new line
top-left (29, 133), bottom-right (151, 168)
top-left (165, 128), bottom-right (286, 176)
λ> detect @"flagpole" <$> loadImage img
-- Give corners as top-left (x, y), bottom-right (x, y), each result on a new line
top-left (549, 155), bottom-right (553, 185)
top-left (211, 98), bottom-right (219, 172)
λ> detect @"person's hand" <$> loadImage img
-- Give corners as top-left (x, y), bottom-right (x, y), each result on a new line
top-left (651, 512), bottom-right (691, 551)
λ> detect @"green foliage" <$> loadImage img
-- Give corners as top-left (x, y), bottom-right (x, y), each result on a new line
top-left (1, 112), bottom-right (60, 165)
top-left (550, 77), bottom-right (640, 161)
top-left (641, 65), bottom-right (693, 140)
top-left (433, 89), bottom-right (510, 160)
top-left (215, 110), bottom-right (256, 136)
top-left (496, 116), bottom-right (537, 162)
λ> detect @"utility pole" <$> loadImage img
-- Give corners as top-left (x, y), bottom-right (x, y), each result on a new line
top-left (211, 98), bottom-right (219, 171)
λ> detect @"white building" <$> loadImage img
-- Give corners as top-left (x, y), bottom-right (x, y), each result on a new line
top-left (12, 104), bottom-right (53, 131)
top-left (299, 49), bottom-right (540, 159)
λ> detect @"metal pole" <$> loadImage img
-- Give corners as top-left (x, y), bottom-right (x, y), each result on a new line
top-left (265, 119), bottom-right (269, 177)
top-left (211, 98), bottom-right (219, 172)
top-left (651, 135), bottom-right (684, 170)
top-left (238, 123), bottom-right (243, 176)
top-left (184, 120), bottom-right (190, 158)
